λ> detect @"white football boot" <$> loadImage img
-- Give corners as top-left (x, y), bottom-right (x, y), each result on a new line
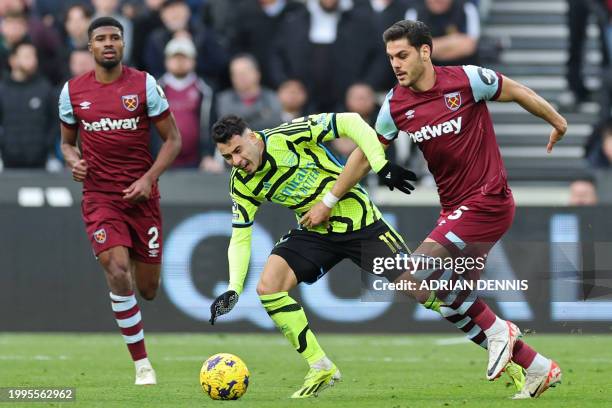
top-left (135, 364), bottom-right (157, 385)
top-left (486, 321), bottom-right (521, 380)
top-left (512, 360), bottom-right (562, 399)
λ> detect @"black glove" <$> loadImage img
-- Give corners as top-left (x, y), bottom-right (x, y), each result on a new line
top-left (376, 161), bottom-right (417, 195)
top-left (209, 290), bottom-right (239, 325)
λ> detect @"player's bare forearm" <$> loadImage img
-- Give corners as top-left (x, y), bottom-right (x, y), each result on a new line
top-left (60, 123), bottom-right (88, 182)
top-left (332, 139), bottom-right (396, 197)
top-left (335, 113), bottom-right (387, 171)
top-left (146, 138), bottom-right (180, 181)
top-left (300, 143), bottom-right (400, 228)
top-left (497, 76), bottom-right (567, 131)
top-left (331, 148), bottom-right (372, 198)
top-left (60, 124), bottom-right (81, 168)
top-left (300, 148), bottom-right (372, 228)
top-left (124, 113), bottom-right (181, 201)
top-left (497, 76), bottom-right (567, 152)
top-left (146, 112), bottom-right (182, 181)
top-left (61, 143), bottom-right (81, 168)
top-left (334, 113), bottom-right (416, 194)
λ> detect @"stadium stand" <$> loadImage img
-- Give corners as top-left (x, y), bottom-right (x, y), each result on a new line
top-left (0, 0), bottom-right (607, 189)
top-left (484, 0), bottom-right (598, 182)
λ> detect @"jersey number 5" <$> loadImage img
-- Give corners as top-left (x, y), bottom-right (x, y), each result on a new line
top-left (447, 206), bottom-right (469, 220)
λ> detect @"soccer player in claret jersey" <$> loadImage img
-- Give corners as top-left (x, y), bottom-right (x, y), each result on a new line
top-left (58, 17), bottom-right (182, 385)
top-left (302, 20), bottom-right (566, 399)
top-left (207, 112), bottom-right (419, 398)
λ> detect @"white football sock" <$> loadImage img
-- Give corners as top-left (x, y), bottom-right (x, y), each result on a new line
top-left (483, 316), bottom-right (507, 337)
top-left (135, 357), bottom-right (151, 370)
top-left (526, 353), bottom-right (551, 375)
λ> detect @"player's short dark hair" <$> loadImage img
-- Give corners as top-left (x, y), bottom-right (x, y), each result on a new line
top-left (383, 20), bottom-right (433, 51)
top-left (88, 17), bottom-right (124, 39)
top-left (212, 115), bottom-right (250, 144)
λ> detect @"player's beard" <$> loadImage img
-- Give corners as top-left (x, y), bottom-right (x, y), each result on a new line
top-left (403, 63), bottom-right (425, 88)
top-left (98, 57), bottom-right (121, 70)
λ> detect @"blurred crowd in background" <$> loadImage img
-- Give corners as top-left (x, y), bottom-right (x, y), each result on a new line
top-left (0, 0), bottom-right (610, 206)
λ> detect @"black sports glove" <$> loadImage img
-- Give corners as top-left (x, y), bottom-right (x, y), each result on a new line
top-left (376, 161), bottom-right (417, 195)
top-left (209, 290), bottom-right (239, 325)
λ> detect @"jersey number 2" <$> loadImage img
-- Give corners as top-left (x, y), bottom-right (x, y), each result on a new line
top-left (148, 226), bottom-right (160, 249)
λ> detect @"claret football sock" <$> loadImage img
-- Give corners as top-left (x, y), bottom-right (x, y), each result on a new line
top-left (259, 292), bottom-right (325, 365)
top-left (465, 298), bottom-right (502, 334)
top-left (443, 300), bottom-right (541, 371)
top-left (439, 304), bottom-right (488, 349)
top-left (110, 292), bottom-right (147, 361)
top-left (422, 292), bottom-right (488, 348)
top-left (512, 340), bottom-right (539, 370)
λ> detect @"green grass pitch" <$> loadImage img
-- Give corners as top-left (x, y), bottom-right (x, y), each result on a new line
top-left (1, 333), bottom-right (610, 407)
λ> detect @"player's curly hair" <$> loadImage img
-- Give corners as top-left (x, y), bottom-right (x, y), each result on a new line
top-left (383, 20), bottom-right (433, 52)
top-left (212, 115), bottom-right (250, 144)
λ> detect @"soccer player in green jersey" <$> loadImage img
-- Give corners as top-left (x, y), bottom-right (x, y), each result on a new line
top-left (208, 112), bottom-right (417, 398)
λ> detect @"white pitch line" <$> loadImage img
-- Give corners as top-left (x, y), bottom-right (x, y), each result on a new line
top-left (163, 356), bottom-right (208, 362)
top-left (341, 356), bottom-right (424, 363)
top-left (435, 337), bottom-right (470, 346)
top-left (581, 358), bottom-right (612, 363)
top-left (154, 337), bottom-right (288, 346)
top-left (0, 355), bottom-right (70, 360)
top-left (380, 338), bottom-right (415, 346)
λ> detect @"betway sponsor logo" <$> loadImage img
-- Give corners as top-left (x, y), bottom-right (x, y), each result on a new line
top-left (81, 117), bottom-right (140, 131)
top-left (408, 117), bottom-right (462, 143)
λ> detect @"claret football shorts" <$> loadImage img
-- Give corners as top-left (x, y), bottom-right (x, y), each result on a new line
top-left (427, 192), bottom-right (515, 260)
top-left (81, 194), bottom-right (163, 263)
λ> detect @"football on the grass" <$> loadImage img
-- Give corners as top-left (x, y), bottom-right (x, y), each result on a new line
top-left (200, 353), bottom-right (250, 400)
